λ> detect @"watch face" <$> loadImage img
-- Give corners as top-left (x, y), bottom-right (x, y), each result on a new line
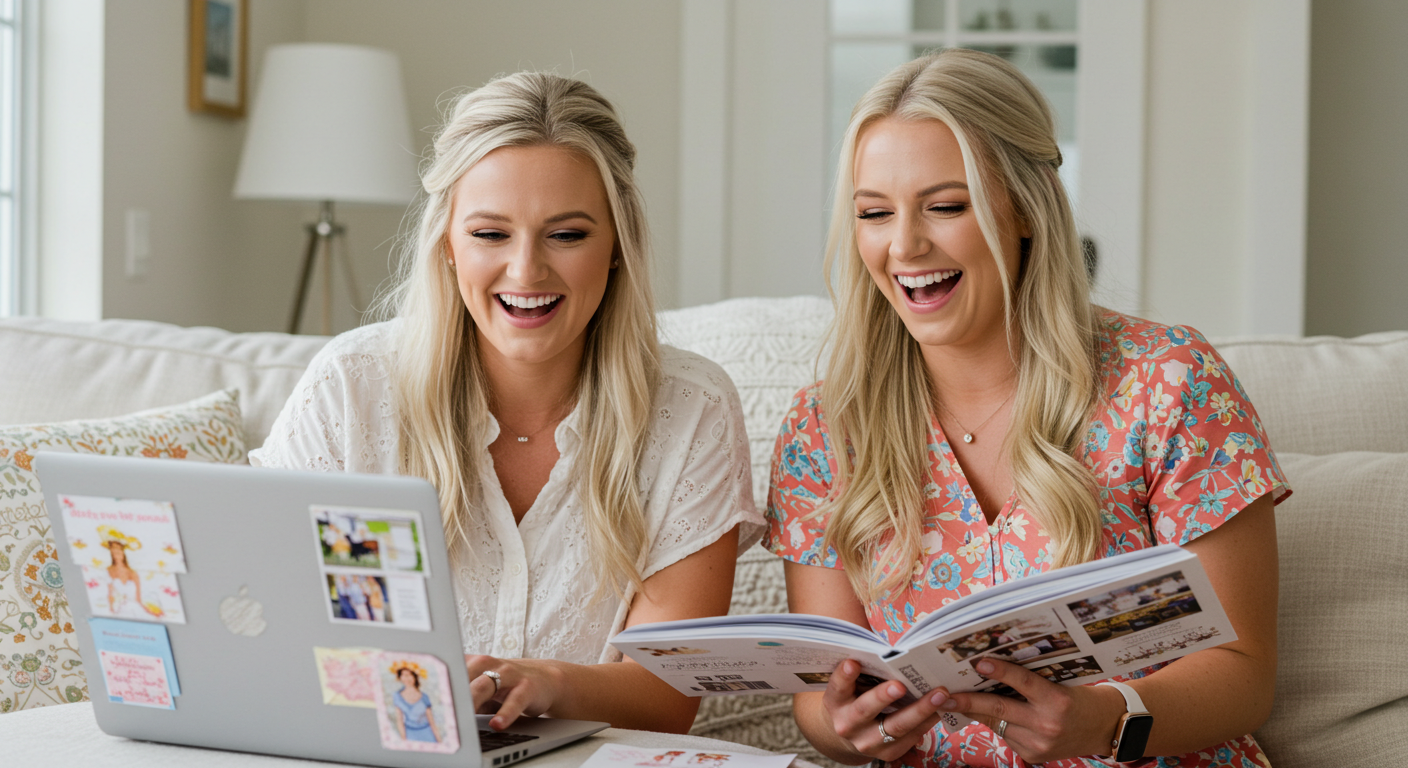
top-left (1115, 714), bottom-right (1155, 762)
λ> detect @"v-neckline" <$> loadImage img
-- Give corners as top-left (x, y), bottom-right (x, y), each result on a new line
top-left (931, 417), bottom-right (1016, 528)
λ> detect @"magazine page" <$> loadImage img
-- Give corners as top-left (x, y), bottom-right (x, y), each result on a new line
top-left (616, 635), bottom-right (906, 699)
top-left (890, 556), bottom-right (1235, 731)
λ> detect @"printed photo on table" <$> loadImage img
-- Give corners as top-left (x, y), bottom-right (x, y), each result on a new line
top-left (372, 652), bottom-right (459, 754)
top-left (312, 506), bottom-right (427, 574)
top-left (936, 610), bottom-right (1065, 661)
top-left (1068, 571), bottom-right (1201, 643)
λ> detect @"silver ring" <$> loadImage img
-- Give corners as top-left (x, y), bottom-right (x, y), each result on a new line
top-left (877, 718), bottom-right (897, 745)
top-left (996, 719), bottom-right (1008, 739)
top-left (481, 670), bottom-right (501, 694)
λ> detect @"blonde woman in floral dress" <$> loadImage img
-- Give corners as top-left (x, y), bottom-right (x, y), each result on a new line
top-left (765, 50), bottom-right (1290, 767)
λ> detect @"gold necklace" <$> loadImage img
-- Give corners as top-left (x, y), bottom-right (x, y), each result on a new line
top-left (495, 407), bottom-right (568, 444)
top-left (935, 390), bottom-right (1016, 445)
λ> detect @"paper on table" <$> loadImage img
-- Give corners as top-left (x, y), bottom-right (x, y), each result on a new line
top-left (89, 618), bottom-right (180, 696)
top-left (580, 743), bottom-right (796, 768)
top-left (99, 650), bottom-right (174, 709)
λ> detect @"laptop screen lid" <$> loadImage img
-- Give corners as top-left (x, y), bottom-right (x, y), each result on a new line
top-left (37, 453), bottom-right (489, 768)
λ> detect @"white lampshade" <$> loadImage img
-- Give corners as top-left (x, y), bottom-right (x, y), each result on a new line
top-left (234, 43), bottom-right (418, 205)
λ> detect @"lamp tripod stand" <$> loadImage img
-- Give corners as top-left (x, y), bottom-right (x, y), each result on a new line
top-left (288, 200), bottom-right (362, 335)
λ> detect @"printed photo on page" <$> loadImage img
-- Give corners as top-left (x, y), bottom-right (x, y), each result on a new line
top-left (59, 495), bottom-right (188, 573)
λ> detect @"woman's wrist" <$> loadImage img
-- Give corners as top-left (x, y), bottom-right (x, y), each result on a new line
top-left (1083, 682), bottom-right (1134, 758)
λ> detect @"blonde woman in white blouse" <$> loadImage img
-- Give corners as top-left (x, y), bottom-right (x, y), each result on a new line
top-left (251, 72), bottom-right (762, 733)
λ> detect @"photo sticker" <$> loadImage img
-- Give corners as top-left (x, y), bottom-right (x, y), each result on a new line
top-left (60, 495), bottom-right (188, 573)
top-left (372, 651), bottom-right (459, 754)
top-left (81, 565), bottom-right (186, 624)
top-left (1068, 571), bottom-right (1201, 643)
top-left (313, 506), bottom-right (427, 575)
top-left (313, 647), bottom-right (378, 708)
top-left (323, 573), bottom-right (431, 632)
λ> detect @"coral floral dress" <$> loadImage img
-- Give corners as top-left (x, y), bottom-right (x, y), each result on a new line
top-left (764, 312), bottom-right (1291, 768)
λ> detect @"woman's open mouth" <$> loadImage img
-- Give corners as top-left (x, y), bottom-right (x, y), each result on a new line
top-left (896, 269), bottom-right (962, 305)
top-left (496, 293), bottom-right (563, 319)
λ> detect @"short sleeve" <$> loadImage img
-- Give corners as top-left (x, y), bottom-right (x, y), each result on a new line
top-left (1136, 327), bottom-right (1292, 546)
top-left (762, 384), bottom-right (843, 568)
top-left (640, 362), bottom-right (764, 580)
top-left (248, 324), bottom-right (399, 474)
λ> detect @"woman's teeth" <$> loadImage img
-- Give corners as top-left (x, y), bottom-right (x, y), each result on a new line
top-left (896, 270), bottom-right (961, 288)
top-left (497, 294), bottom-right (561, 309)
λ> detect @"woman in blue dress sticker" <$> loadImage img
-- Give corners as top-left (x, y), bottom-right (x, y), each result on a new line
top-left (389, 660), bottom-right (442, 744)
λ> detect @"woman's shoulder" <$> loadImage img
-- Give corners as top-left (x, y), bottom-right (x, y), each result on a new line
top-left (1096, 310), bottom-right (1228, 384)
top-left (312, 319), bottom-right (400, 367)
top-left (658, 345), bottom-right (736, 392)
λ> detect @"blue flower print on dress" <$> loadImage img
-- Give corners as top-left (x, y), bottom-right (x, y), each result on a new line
top-left (945, 482), bottom-right (983, 524)
top-left (1123, 420), bottom-right (1148, 468)
top-left (926, 553), bottom-right (962, 591)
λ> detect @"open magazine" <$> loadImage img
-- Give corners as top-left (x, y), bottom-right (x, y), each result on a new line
top-left (613, 545), bottom-right (1232, 732)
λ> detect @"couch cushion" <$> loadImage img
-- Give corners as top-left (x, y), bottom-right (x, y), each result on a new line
top-left (0, 318), bottom-right (328, 450)
top-left (1253, 451), bottom-right (1408, 767)
top-left (0, 389), bottom-right (246, 714)
top-left (1214, 332), bottom-right (1408, 454)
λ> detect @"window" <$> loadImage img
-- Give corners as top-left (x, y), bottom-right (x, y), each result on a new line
top-left (0, 0), bottom-right (33, 316)
top-left (828, 0), bottom-right (1079, 204)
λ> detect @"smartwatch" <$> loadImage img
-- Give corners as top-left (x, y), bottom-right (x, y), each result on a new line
top-left (1097, 681), bottom-right (1153, 762)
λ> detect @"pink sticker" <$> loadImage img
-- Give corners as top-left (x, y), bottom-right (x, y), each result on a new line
top-left (99, 650), bottom-right (174, 709)
top-left (371, 651), bottom-right (459, 754)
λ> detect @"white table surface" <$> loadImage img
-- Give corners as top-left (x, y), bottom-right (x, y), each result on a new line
top-left (1, 703), bottom-right (819, 768)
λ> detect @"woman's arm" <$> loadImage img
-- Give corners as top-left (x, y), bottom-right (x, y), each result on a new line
top-left (785, 561), bottom-right (950, 765)
top-left (427, 707), bottom-right (441, 742)
top-left (942, 493), bottom-right (1279, 762)
top-left (466, 524), bottom-right (741, 733)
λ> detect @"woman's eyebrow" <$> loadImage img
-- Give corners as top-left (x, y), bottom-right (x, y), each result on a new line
top-left (852, 181), bottom-right (968, 200)
top-left (544, 210), bottom-right (598, 225)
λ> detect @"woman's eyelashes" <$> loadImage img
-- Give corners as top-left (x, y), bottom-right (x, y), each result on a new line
top-left (855, 203), bottom-right (968, 221)
top-left (467, 229), bottom-right (589, 244)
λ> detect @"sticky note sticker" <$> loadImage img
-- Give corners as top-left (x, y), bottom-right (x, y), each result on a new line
top-left (89, 618), bottom-right (180, 696)
top-left (313, 647), bottom-right (378, 708)
top-left (60, 496), bottom-right (188, 573)
top-left (372, 651), bottom-right (459, 754)
top-left (80, 566), bottom-right (186, 624)
top-left (99, 650), bottom-right (175, 709)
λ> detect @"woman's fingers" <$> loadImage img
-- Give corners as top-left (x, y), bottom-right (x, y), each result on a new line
top-left (489, 682), bottom-right (535, 731)
top-left (464, 654), bottom-right (503, 712)
top-left (822, 660), bottom-right (952, 759)
top-left (940, 659), bottom-right (1043, 730)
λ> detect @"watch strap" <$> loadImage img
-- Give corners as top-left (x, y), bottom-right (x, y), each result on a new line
top-left (1097, 681), bottom-right (1149, 714)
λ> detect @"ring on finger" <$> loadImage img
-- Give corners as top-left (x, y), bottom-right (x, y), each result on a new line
top-left (996, 719), bottom-right (1008, 739)
top-left (877, 718), bottom-right (897, 745)
top-left (481, 670), bottom-right (501, 694)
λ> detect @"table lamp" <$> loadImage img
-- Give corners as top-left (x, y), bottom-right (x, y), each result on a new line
top-left (234, 43), bottom-right (417, 334)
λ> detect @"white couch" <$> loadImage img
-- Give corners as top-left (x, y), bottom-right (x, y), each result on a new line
top-left (0, 296), bottom-right (1404, 767)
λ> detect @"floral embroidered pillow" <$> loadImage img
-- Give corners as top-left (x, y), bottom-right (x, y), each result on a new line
top-left (0, 389), bottom-right (244, 714)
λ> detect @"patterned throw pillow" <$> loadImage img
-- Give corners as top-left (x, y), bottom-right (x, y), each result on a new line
top-left (0, 389), bottom-right (245, 714)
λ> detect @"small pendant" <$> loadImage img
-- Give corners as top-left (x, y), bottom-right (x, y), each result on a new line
top-left (963, 433), bottom-right (974, 444)
top-left (517, 437), bottom-right (528, 443)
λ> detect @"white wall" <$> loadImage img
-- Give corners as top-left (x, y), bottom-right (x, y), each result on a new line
top-left (301, 0), bottom-right (684, 312)
top-left (101, 0), bottom-right (311, 332)
top-left (1304, 0), bottom-right (1408, 336)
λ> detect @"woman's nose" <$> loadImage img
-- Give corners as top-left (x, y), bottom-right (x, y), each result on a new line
top-left (889, 210), bottom-right (929, 262)
top-left (504, 238), bottom-right (550, 285)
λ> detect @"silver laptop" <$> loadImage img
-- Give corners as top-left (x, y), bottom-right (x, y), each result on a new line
top-left (36, 453), bottom-right (607, 768)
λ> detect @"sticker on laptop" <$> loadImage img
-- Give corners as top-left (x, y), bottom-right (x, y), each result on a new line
top-left (89, 618), bottom-right (181, 706)
top-left (60, 495), bottom-right (188, 572)
top-left (371, 651), bottom-right (459, 754)
top-left (312, 506), bottom-right (428, 575)
top-left (80, 565), bottom-right (186, 623)
top-left (312, 506), bottom-right (433, 632)
top-left (313, 646), bottom-right (378, 708)
top-left (580, 744), bottom-right (796, 768)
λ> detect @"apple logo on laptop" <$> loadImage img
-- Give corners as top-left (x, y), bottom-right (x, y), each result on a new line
top-left (219, 586), bottom-right (267, 637)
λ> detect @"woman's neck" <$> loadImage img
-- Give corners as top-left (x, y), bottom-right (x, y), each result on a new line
top-left (476, 330), bottom-right (585, 426)
top-left (920, 327), bottom-right (1021, 409)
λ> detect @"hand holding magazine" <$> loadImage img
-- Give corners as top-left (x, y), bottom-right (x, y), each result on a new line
top-left (613, 545), bottom-right (1232, 732)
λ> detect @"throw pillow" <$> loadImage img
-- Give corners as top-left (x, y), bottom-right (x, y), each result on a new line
top-left (1254, 451), bottom-right (1408, 767)
top-left (0, 389), bottom-right (245, 714)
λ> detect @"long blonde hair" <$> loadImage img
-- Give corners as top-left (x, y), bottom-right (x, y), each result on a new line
top-left (381, 72), bottom-right (661, 597)
top-left (820, 50), bottom-right (1103, 601)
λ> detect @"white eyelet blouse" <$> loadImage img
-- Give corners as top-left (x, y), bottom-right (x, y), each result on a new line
top-left (249, 321), bottom-right (764, 665)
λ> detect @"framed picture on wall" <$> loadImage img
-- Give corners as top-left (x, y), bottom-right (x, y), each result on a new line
top-left (187, 0), bottom-right (248, 117)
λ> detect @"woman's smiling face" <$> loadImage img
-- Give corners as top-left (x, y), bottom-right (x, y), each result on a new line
top-left (851, 117), bottom-right (1024, 353)
top-left (448, 145), bottom-right (616, 369)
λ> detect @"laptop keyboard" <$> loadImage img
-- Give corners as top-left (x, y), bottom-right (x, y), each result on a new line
top-left (479, 729), bottom-right (540, 752)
